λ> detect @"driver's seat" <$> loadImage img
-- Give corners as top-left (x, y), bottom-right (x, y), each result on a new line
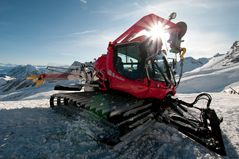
top-left (115, 56), bottom-right (124, 74)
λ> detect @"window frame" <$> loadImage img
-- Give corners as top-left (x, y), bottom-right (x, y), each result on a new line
top-left (114, 42), bottom-right (145, 80)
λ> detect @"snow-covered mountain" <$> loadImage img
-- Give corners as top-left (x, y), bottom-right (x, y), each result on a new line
top-left (178, 41), bottom-right (239, 93)
top-left (0, 61), bottom-right (84, 100)
top-left (176, 56), bottom-right (209, 73)
top-left (7, 64), bottom-right (45, 79)
top-left (71, 61), bottom-right (82, 67)
top-left (0, 65), bottom-right (48, 99)
top-left (192, 41), bottom-right (239, 71)
top-left (0, 63), bottom-right (17, 77)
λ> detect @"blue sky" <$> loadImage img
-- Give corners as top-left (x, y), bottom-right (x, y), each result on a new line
top-left (0, 0), bottom-right (239, 65)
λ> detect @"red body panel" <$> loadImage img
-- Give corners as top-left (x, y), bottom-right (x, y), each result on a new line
top-left (42, 73), bottom-right (69, 80)
top-left (94, 14), bottom-right (176, 100)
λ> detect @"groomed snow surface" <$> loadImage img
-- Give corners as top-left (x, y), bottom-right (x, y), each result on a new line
top-left (0, 92), bottom-right (238, 159)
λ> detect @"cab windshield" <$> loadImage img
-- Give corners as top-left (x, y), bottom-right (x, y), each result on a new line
top-left (150, 53), bottom-right (175, 85)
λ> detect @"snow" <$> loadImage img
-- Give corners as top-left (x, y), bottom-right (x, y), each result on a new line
top-left (177, 47), bottom-right (239, 93)
top-left (224, 81), bottom-right (239, 94)
top-left (0, 64), bottom-right (16, 76)
top-left (177, 63), bottom-right (239, 93)
top-left (0, 64), bottom-right (76, 101)
top-left (176, 56), bottom-right (209, 74)
top-left (2, 76), bottom-right (15, 81)
top-left (192, 54), bottom-right (226, 72)
top-left (6, 64), bottom-right (46, 80)
top-left (0, 79), bottom-right (6, 86)
top-left (0, 92), bottom-right (238, 158)
top-left (0, 82), bottom-right (59, 101)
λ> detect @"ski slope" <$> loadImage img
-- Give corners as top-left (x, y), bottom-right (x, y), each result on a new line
top-left (0, 92), bottom-right (238, 159)
top-left (177, 63), bottom-right (239, 93)
top-left (177, 50), bottom-right (239, 93)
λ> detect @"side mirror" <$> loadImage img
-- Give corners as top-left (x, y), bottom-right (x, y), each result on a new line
top-left (169, 12), bottom-right (177, 20)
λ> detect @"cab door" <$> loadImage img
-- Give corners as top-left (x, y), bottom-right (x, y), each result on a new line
top-left (110, 42), bottom-right (149, 98)
top-left (147, 54), bottom-right (176, 99)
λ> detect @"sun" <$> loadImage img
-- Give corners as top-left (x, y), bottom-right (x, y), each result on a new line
top-left (146, 21), bottom-right (170, 50)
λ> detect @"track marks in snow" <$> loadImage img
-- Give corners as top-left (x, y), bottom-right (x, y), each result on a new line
top-left (0, 93), bottom-right (238, 158)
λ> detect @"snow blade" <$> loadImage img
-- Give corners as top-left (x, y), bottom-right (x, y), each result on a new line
top-left (166, 93), bottom-right (226, 156)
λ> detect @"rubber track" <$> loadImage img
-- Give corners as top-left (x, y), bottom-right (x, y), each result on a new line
top-left (50, 91), bottom-right (154, 143)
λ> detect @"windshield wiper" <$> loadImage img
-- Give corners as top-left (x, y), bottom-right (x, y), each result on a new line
top-left (155, 63), bottom-right (171, 87)
top-left (163, 57), bottom-right (176, 86)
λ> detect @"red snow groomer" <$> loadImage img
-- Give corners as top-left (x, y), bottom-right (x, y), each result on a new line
top-left (28, 13), bottom-right (226, 155)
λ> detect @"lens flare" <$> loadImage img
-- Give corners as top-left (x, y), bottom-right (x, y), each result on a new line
top-left (147, 22), bottom-right (170, 50)
top-left (134, 21), bottom-right (170, 51)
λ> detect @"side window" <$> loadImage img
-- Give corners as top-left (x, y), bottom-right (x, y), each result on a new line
top-left (118, 47), bottom-right (127, 63)
top-left (115, 43), bottom-right (145, 80)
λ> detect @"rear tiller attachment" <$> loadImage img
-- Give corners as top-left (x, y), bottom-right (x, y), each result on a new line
top-left (164, 93), bottom-right (226, 156)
